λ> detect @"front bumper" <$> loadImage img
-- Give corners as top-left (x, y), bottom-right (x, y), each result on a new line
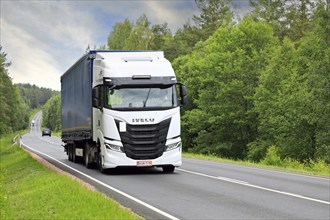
top-left (102, 146), bottom-right (182, 169)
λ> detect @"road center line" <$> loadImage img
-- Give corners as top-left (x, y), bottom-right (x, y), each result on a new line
top-left (21, 139), bottom-right (180, 220)
top-left (177, 168), bottom-right (330, 205)
top-left (38, 136), bottom-right (61, 146)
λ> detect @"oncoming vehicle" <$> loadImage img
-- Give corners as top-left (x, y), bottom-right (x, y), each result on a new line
top-left (31, 120), bottom-right (36, 126)
top-left (42, 128), bottom-right (51, 137)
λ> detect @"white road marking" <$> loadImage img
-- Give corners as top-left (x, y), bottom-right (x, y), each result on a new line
top-left (21, 140), bottom-right (180, 220)
top-left (38, 136), bottom-right (61, 146)
top-left (217, 176), bottom-right (249, 185)
top-left (178, 168), bottom-right (330, 205)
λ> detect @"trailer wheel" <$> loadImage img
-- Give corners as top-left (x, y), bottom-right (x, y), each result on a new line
top-left (72, 143), bottom-right (77, 163)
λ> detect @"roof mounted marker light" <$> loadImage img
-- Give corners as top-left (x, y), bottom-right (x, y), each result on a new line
top-left (132, 75), bottom-right (151, 80)
top-left (103, 78), bottom-right (113, 85)
top-left (88, 54), bottom-right (96, 60)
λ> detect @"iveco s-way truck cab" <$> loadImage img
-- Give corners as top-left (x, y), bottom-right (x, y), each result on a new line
top-left (61, 51), bottom-right (187, 173)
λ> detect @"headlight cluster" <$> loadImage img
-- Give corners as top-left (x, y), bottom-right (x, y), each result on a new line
top-left (105, 143), bottom-right (124, 153)
top-left (166, 141), bottom-right (182, 151)
top-left (105, 141), bottom-right (181, 153)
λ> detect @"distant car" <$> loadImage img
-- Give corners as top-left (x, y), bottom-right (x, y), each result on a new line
top-left (31, 120), bottom-right (36, 126)
top-left (42, 128), bottom-right (51, 137)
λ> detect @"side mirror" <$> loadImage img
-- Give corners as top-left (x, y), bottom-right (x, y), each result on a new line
top-left (179, 84), bottom-right (188, 106)
top-left (92, 98), bottom-right (99, 108)
top-left (92, 86), bottom-right (103, 109)
top-left (181, 95), bottom-right (188, 106)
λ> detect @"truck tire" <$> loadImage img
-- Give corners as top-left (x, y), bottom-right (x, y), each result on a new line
top-left (68, 144), bottom-right (72, 161)
top-left (72, 143), bottom-right (77, 163)
top-left (84, 143), bottom-right (92, 169)
top-left (97, 151), bottom-right (106, 173)
top-left (162, 165), bottom-right (175, 173)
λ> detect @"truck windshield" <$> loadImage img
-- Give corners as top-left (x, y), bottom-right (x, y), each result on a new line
top-left (106, 85), bottom-right (178, 110)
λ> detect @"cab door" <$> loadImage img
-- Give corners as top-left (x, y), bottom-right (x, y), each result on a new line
top-left (92, 85), bottom-right (104, 141)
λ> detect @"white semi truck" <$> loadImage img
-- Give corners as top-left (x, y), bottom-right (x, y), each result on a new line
top-left (61, 51), bottom-right (187, 173)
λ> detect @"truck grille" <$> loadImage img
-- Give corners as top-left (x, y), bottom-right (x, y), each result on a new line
top-left (116, 119), bottom-right (171, 160)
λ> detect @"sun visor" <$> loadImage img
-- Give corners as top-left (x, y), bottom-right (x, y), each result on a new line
top-left (103, 76), bottom-right (177, 87)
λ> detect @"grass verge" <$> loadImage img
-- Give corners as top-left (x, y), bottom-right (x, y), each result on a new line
top-left (183, 152), bottom-right (330, 178)
top-left (0, 133), bottom-right (142, 220)
top-left (51, 131), bottom-right (61, 137)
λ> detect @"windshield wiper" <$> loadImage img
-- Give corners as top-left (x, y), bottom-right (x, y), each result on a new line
top-left (143, 88), bottom-right (151, 107)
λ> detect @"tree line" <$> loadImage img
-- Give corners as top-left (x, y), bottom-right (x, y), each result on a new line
top-left (0, 47), bottom-right (59, 136)
top-left (17, 83), bottom-right (58, 109)
top-left (0, 47), bottom-right (30, 135)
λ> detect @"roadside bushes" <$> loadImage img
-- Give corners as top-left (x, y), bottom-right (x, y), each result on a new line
top-left (260, 145), bottom-right (329, 175)
top-left (42, 95), bottom-right (61, 132)
top-left (261, 146), bottom-right (282, 167)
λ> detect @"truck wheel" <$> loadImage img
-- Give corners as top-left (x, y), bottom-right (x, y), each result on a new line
top-left (72, 144), bottom-right (77, 163)
top-left (68, 144), bottom-right (72, 161)
top-left (162, 166), bottom-right (175, 173)
top-left (98, 151), bottom-right (105, 173)
top-left (84, 143), bottom-right (92, 169)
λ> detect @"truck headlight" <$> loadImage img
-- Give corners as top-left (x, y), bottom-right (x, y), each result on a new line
top-left (166, 141), bottom-right (182, 151)
top-left (105, 143), bottom-right (124, 153)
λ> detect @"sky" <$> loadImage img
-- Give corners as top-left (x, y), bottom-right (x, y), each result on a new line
top-left (1, 0), bottom-right (251, 91)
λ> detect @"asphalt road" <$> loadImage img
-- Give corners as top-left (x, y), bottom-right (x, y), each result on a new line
top-left (21, 112), bottom-right (330, 219)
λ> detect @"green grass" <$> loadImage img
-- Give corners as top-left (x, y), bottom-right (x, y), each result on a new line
top-left (51, 131), bottom-right (61, 137)
top-left (183, 152), bottom-right (330, 178)
top-left (0, 133), bottom-right (142, 220)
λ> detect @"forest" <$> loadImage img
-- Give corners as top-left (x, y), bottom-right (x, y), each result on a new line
top-left (105, 0), bottom-right (330, 163)
top-left (1, 0), bottom-right (329, 164)
top-left (0, 49), bottom-right (59, 136)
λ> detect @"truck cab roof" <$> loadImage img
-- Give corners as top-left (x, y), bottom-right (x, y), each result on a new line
top-left (92, 50), bottom-right (175, 79)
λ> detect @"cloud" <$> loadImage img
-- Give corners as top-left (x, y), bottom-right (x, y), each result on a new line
top-left (1, 1), bottom-right (107, 90)
top-left (2, 19), bottom-right (62, 90)
top-left (3, 1), bottom-right (98, 49)
top-left (1, 1), bottom-right (250, 91)
top-left (142, 1), bottom-right (198, 31)
top-left (91, 1), bottom-right (198, 32)
top-left (1, 1), bottom-right (199, 91)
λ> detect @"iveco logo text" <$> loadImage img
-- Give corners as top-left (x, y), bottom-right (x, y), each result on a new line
top-left (132, 118), bottom-right (155, 123)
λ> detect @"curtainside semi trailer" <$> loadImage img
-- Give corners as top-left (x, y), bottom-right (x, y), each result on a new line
top-left (61, 51), bottom-right (187, 173)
